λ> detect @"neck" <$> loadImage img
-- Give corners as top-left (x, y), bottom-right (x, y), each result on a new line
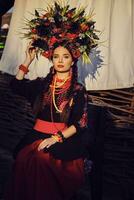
top-left (56, 71), bottom-right (70, 80)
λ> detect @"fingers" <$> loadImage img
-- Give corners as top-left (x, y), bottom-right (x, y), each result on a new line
top-left (38, 140), bottom-right (48, 151)
top-left (26, 44), bottom-right (35, 54)
top-left (26, 42), bottom-right (33, 50)
top-left (37, 138), bottom-right (56, 151)
top-left (25, 42), bottom-right (38, 62)
top-left (26, 41), bottom-right (36, 53)
top-left (28, 41), bottom-right (34, 48)
top-left (39, 140), bottom-right (51, 150)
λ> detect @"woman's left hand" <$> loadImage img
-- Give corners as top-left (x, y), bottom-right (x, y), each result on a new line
top-left (38, 137), bottom-right (57, 151)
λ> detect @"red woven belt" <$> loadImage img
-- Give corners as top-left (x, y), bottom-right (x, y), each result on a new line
top-left (33, 119), bottom-right (67, 134)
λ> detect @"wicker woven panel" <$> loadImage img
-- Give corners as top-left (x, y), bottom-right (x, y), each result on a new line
top-left (0, 72), bottom-right (35, 151)
top-left (88, 88), bottom-right (134, 125)
top-left (88, 89), bottom-right (134, 183)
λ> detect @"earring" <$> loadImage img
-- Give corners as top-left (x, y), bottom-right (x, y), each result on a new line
top-left (69, 67), bottom-right (73, 76)
top-left (51, 66), bottom-right (55, 74)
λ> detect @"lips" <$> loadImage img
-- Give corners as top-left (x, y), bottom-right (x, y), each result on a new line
top-left (57, 65), bottom-right (64, 68)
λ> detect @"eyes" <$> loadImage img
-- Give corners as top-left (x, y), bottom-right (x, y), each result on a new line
top-left (53, 54), bottom-right (70, 59)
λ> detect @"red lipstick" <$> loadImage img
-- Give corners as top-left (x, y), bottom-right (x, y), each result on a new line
top-left (57, 65), bottom-right (64, 68)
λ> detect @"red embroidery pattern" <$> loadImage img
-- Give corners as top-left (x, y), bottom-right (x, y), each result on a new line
top-left (79, 112), bottom-right (88, 128)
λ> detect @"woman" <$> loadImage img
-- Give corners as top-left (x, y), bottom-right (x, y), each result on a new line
top-left (5, 44), bottom-right (89, 200)
top-left (5, 2), bottom-right (99, 200)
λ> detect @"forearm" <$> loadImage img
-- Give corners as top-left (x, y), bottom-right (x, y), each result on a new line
top-left (38, 125), bottom-right (77, 151)
top-left (16, 60), bottom-right (31, 80)
top-left (16, 43), bottom-right (36, 80)
top-left (62, 125), bottom-right (77, 139)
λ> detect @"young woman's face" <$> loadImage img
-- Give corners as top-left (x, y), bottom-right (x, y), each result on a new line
top-left (52, 46), bottom-right (74, 73)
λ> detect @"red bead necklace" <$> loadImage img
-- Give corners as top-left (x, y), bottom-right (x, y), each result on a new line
top-left (50, 75), bottom-right (71, 112)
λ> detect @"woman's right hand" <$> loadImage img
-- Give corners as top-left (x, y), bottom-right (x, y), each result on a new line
top-left (16, 42), bottom-right (38, 80)
top-left (23, 41), bottom-right (37, 67)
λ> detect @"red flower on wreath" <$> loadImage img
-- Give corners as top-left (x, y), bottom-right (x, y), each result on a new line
top-left (80, 23), bottom-right (89, 32)
top-left (31, 29), bottom-right (37, 34)
top-left (59, 33), bottom-right (66, 38)
top-left (67, 12), bottom-right (74, 18)
top-left (40, 13), bottom-right (50, 19)
top-left (64, 22), bottom-right (71, 30)
top-left (49, 36), bottom-right (58, 46)
top-left (52, 28), bottom-right (62, 34)
top-left (42, 50), bottom-right (52, 58)
top-left (44, 21), bottom-right (50, 26)
top-left (66, 33), bottom-right (79, 39)
top-left (72, 49), bottom-right (81, 58)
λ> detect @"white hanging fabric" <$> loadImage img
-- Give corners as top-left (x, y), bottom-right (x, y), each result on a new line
top-left (0, 0), bottom-right (134, 90)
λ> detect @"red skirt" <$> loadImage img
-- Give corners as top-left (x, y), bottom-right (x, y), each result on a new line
top-left (5, 140), bottom-right (84, 200)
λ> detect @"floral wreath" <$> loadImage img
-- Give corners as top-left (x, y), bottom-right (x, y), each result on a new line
top-left (23, 2), bottom-right (99, 63)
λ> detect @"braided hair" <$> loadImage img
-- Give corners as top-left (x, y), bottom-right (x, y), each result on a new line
top-left (32, 67), bottom-right (55, 115)
top-left (60, 61), bottom-right (78, 122)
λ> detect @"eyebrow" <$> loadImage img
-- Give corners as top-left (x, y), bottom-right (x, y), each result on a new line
top-left (53, 53), bottom-right (70, 56)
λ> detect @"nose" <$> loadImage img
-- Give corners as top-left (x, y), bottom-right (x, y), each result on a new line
top-left (58, 56), bottom-right (63, 63)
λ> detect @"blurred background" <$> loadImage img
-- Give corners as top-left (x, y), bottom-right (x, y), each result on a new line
top-left (0, 5), bottom-right (13, 59)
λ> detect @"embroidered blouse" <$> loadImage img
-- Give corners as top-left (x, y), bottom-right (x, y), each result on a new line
top-left (11, 77), bottom-right (89, 160)
top-left (11, 77), bottom-right (88, 132)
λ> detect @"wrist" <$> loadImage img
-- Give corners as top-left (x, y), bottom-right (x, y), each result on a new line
top-left (22, 59), bottom-right (31, 67)
top-left (19, 64), bottom-right (29, 74)
top-left (57, 131), bottom-right (66, 142)
top-left (51, 134), bottom-right (63, 143)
